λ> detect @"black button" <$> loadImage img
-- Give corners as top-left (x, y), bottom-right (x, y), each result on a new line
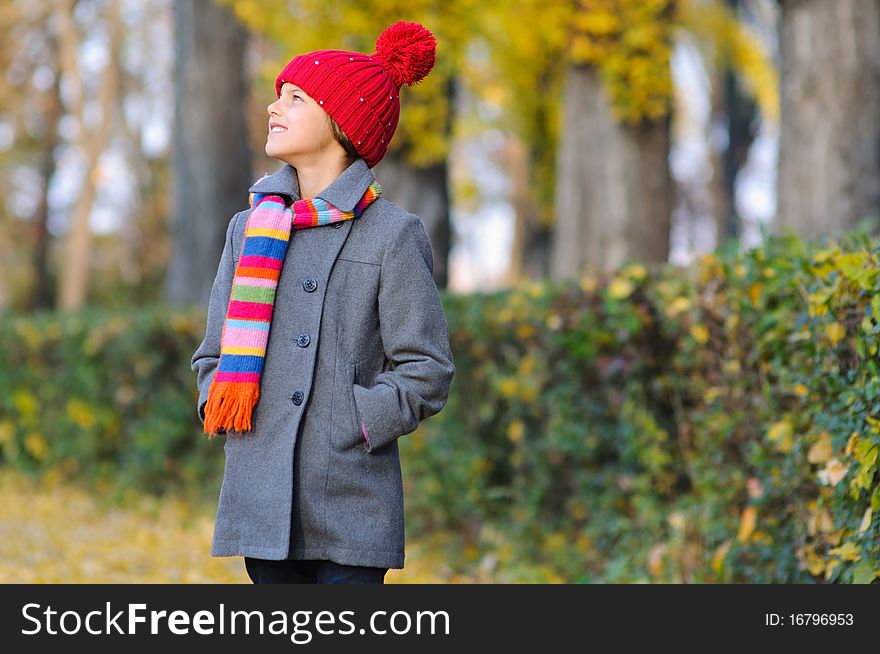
top-left (302, 278), bottom-right (317, 292)
top-left (331, 221), bottom-right (343, 229)
top-left (297, 332), bottom-right (311, 347)
top-left (291, 391), bottom-right (304, 406)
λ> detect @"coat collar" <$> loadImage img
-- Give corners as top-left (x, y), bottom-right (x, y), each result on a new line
top-left (248, 158), bottom-right (375, 212)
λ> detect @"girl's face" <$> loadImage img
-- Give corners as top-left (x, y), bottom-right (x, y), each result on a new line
top-left (266, 82), bottom-right (336, 164)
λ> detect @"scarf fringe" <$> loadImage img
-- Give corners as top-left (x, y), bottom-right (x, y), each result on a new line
top-left (203, 381), bottom-right (260, 437)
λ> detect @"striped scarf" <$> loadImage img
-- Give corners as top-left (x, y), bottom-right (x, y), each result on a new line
top-left (202, 176), bottom-right (382, 436)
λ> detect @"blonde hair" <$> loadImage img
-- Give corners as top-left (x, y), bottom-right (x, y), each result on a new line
top-left (326, 113), bottom-right (359, 167)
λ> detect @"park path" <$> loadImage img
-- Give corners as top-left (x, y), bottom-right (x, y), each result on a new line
top-left (0, 468), bottom-right (462, 583)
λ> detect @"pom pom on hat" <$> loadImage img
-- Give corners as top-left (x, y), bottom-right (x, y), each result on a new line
top-left (372, 21), bottom-right (437, 88)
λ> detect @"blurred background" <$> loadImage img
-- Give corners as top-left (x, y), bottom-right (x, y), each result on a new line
top-left (1, 0), bottom-right (879, 584)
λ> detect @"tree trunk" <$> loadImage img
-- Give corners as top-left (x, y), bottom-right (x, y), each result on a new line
top-left (776, 0), bottom-right (880, 239)
top-left (504, 135), bottom-right (550, 284)
top-left (551, 64), bottom-right (672, 282)
top-left (707, 0), bottom-right (760, 246)
top-left (375, 156), bottom-right (451, 290)
top-left (166, 0), bottom-right (251, 307)
top-left (31, 15), bottom-right (63, 311)
top-left (372, 75), bottom-right (456, 291)
top-left (56, 0), bottom-right (121, 311)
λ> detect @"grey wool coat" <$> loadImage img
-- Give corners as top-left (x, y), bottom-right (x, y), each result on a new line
top-left (190, 157), bottom-right (455, 569)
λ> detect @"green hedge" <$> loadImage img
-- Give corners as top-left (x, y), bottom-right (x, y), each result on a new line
top-left (0, 305), bottom-right (223, 505)
top-left (1, 228), bottom-right (878, 583)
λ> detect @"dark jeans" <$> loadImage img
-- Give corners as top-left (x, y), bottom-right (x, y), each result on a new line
top-left (244, 557), bottom-right (388, 584)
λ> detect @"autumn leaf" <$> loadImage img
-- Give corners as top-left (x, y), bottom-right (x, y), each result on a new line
top-left (507, 419), bottom-right (525, 444)
top-left (690, 323), bottom-right (709, 344)
top-left (608, 276), bottom-right (635, 300)
top-left (807, 431), bottom-right (833, 464)
top-left (817, 457), bottom-right (849, 486)
top-left (825, 322), bottom-right (846, 347)
top-left (766, 419), bottom-right (794, 453)
top-left (737, 506), bottom-right (757, 543)
top-left (858, 506), bottom-right (872, 534)
top-left (829, 541), bottom-right (860, 562)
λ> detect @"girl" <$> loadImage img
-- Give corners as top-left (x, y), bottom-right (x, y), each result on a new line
top-left (190, 21), bottom-right (455, 584)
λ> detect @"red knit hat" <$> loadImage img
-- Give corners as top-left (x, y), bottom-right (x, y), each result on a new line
top-left (274, 21), bottom-right (437, 169)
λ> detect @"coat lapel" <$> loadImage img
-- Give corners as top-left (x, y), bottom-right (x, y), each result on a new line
top-left (248, 158), bottom-right (375, 212)
top-left (247, 158), bottom-right (377, 314)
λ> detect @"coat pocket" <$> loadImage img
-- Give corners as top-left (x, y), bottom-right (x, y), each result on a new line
top-left (332, 360), bottom-right (366, 451)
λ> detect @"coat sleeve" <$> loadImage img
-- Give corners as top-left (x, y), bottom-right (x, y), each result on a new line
top-left (190, 210), bottom-right (244, 429)
top-left (352, 214), bottom-right (456, 453)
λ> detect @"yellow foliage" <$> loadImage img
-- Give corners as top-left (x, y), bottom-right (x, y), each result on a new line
top-left (865, 415), bottom-right (880, 434)
top-left (66, 399), bottom-right (97, 430)
top-left (824, 322), bottom-right (846, 347)
top-left (690, 323), bottom-right (709, 344)
top-left (807, 431), bottom-right (833, 464)
top-left (575, 533), bottom-right (592, 551)
top-left (622, 262), bottom-right (648, 281)
top-left (766, 419), bottom-right (794, 453)
top-left (747, 282), bottom-right (762, 306)
top-left (519, 384), bottom-right (538, 403)
top-left (24, 432), bottom-right (49, 462)
top-left (0, 421), bottom-right (14, 445)
top-left (515, 322), bottom-right (536, 340)
top-left (570, 0), bottom-right (778, 127)
top-left (736, 506), bottom-right (757, 543)
top-left (546, 313), bottom-right (564, 331)
top-left (507, 419), bottom-right (525, 444)
top-left (499, 377), bottom-right (518, 397)
top-left (608, 276), bottom-right (635, 299)
top-left (570, 0), bottom-right (675, 125)
top-left (845, 432), bottom-right (859, 456)
top-left (806, 504), bottom-right (835, 536)
top-left (543, 532), bottom-right (568, 554)
top-left (667, 511), bottom-right (686, 531)
top-left (817, 458), bottom-right (849, 487)
top-left (711, 539), bottom-right (731, 574)
top-left (678, 0), bottom-right (779, 124)
top-left (809, 302), bottom-right (829, 318)
top-left (526, 281), bottom-right (544, 298)
top-left (801, 543), bottom-right (827, 576)
top-left (647, 542), bottom-right (667, 578)
top-left (858, 506), bottom-right (872, 534)
top-left (702, 386), bottom-right (722, 403)
top-left (666, 295), bottom-right (691, 316)
top-left (829, 541), bottom-right (860, 562)
top-left (13, 389), bottom-right (38, 420)
top-left (569, 500), bottom-right (589, 521)
top-left (580, 275), bottom-right (599, 293)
